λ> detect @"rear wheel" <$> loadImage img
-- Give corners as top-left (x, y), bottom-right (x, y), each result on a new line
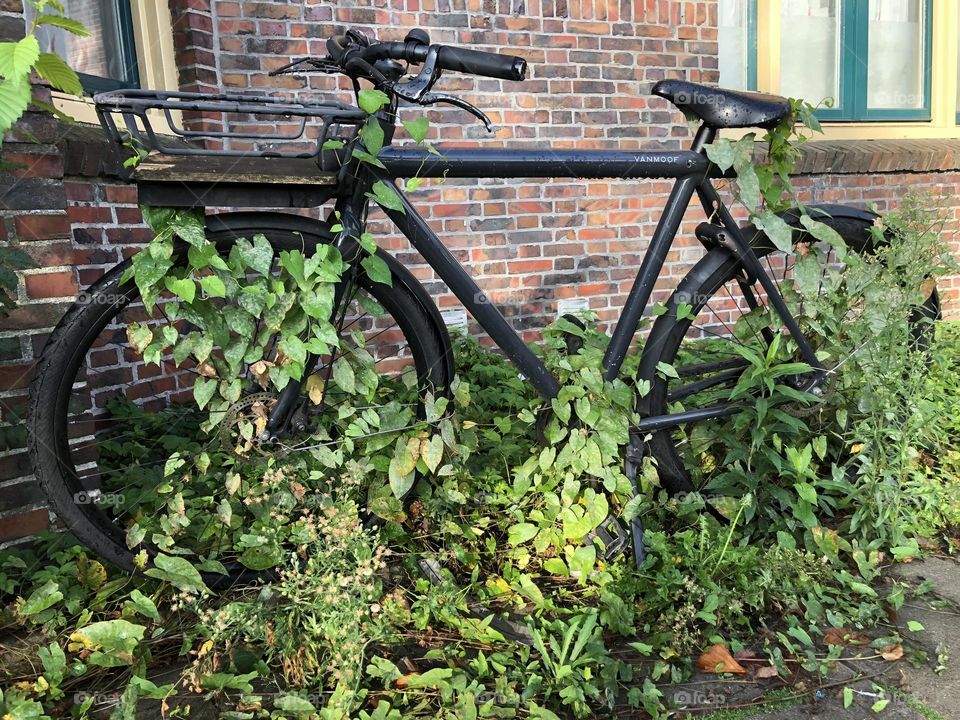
top-left (28, 216), bottom-right (450, 585)
top-left (639, 215), bottom-right (940, 499)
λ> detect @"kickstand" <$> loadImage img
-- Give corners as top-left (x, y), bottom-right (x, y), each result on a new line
top-left (624, 437), bottom-right (647, 569)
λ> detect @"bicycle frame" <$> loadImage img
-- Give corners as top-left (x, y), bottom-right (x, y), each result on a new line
top-left (330, 122), bottom-right (824, 434)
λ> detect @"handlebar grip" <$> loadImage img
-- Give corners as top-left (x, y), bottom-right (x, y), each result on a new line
top-left (435, 46), bottom-right (526, 81)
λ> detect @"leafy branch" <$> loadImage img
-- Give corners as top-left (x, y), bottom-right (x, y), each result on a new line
top-left (0, 0), bottom-right (87, 146)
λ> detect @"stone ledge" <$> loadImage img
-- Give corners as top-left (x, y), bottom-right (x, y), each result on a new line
top-left (759, 138), bottom-right (960, 176)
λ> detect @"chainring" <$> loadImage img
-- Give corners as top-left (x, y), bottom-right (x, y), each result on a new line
top-left (785, 363), bottom-right (838, 418)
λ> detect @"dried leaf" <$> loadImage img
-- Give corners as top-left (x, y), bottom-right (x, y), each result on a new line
top-left (695, 644), bottom-right (746, 674)
top-left (249, 360), bottom-right (272, 389)
top-left (823, 627), bottom-right (870, 647)
top-left (754, 665), bottom-right (779, 679)
top-left (880, 644), bottom-right (904, 662)
top-left (305, 373), bottom-right (326, 405)
top-left (197, 361), bottom-right (218, 378)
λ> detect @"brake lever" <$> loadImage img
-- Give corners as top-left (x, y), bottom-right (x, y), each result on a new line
top-left (420, 92), bottom-right (495, 133)
top-left (268, 56), bottom-right (340, 77)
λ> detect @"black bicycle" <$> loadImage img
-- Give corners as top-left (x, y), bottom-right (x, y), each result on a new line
top-left (28, 28), bottom-right (939, 583)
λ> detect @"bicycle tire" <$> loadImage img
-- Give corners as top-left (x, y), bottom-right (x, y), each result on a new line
top-left (28, 214), bottom-right (451, 586)
top-left (639, 215), bottom-right (940, 497)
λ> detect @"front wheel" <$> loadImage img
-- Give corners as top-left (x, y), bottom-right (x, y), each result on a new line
top-left (639, 214), bottom-right (940, 500)
top-left (28, 214), bottom-right (451, 584)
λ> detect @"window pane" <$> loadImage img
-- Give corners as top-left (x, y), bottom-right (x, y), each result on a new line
top-left (867, 0), bottom-right (925, 110)
top-left (718, 0), bottom-right (750, 90)
top-left (780, 0), bottom-right (841, 106)
top-left (28, 0), bottom-right (133, 84)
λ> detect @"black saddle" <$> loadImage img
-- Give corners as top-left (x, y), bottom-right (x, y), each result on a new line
top-left (652, 80), bottom-right (791, 130)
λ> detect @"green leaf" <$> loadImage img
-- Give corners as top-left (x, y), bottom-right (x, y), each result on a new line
top-left (0, 35), bottom-right (40, 81)
top-left (800, 215), bottom-right (847, 255)
top-left (794, 482), bottom-right (817, 504)
top-left (332, 357), bottom-right (355, 394)
top-left (907, 620), bottom-right (924, 632)
top-left (35, 14), bottom-right (90, 36)
top-left (238, 234), bottom-right (274, 275)
top-left (33, 52), bottom-right (82, 96)
top-left (508, 522), bottom-right (539, 546)
top-left (0, 76), bottom-right (32, 144)
top-left (368, 180), bottom-right (406, 213)
top-left (402, 116), bottom-right (430, 143)
top-left (361, 253), bottom-right (392, 285)
top-left (199, 274), bottom-right (226, 298)
top-left (126, 322), bottom-right (153, 355)
top-left (200, 671), bottom-right (257, 692)
top-left (755, 211), bottom-right (795, 254)
top-left (274, 694), bottom-right (317, 717)
top-left (193, 376), bottom-right (218, 410)
top-left (362, 117), bottom-right (385, 156)
top-left (20, 580), bottom-right (63, 616)
top-left (704, 138), bottom-right (737, 171)
top-left (144, 553), bottom-right (210, 594)
top-left (164, 276), bottom-right (196, 304)
top-left (421, 434), bottom-right (443, 474)
top-left (843, 687), bottom-right (853, 709)
top-left (358, 88), bottom-right (390, 114)
top-left (124, 589), bottom-right (160, 621)
top-left (71, 618), bottom-right (145, 660)
top-left (279, 335), bottom-right (307, 365)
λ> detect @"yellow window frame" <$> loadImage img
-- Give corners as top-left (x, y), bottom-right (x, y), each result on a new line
top-left (51, 0), bottom-right (180, 126)
top-left (754, 0), bottom-right (960, 140)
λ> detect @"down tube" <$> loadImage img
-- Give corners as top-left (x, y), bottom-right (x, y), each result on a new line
top-left (373, 178), bottom-right (562, 400)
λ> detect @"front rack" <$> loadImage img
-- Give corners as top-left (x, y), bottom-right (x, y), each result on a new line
top-left (95, 89), bottom-right (367, 164)
top-left (94, 89), bottom-right (367, 207)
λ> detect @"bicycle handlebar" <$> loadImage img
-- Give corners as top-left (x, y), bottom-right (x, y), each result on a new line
top-left (327, 33), bottom-right (527, 82)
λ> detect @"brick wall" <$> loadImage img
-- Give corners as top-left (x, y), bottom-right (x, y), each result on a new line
top-left (1, 0), bottom-right (959, 545)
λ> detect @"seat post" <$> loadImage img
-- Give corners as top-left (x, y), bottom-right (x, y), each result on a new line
top-left (690, 123), bottom-right (717, 153)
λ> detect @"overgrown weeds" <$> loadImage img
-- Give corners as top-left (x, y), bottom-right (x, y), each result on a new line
top-left (2, 194), bottom-right (959, 719)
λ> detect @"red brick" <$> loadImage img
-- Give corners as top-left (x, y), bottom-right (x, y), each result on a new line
top-left (2, 150), bottom-right (63, 179)
top-left (15, 213), bottom-right (70, 240)
top-left (0, 362), bottom-right (33, 391)
top-left (0, 508), bottom-right (49, 541)
top-left (67, 206), bottom-right (113, 224)
top-left (104, 184), bottom-right (139, 204)
top-left (25, 271), bottom-right (79, 299)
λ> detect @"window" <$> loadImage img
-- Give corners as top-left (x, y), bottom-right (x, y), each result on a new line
top-left (722, 0), bottom-right (934, 122)
top-left (27, 0), bottom-right (139, 93)
top-left (718, 0), bottom-right (756, 91)
top-left (24, 1), bottom-right (178, 124)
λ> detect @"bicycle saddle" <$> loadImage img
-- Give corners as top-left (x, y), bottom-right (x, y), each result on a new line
top-left (652, 79), bottom-right (791, 129)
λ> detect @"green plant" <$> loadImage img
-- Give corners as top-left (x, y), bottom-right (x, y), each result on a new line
top-left (0, 0), bottom-right (86, 143)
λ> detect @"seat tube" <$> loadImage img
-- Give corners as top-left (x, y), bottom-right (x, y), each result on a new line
top-left (602, 174), bottom-right (699, 381)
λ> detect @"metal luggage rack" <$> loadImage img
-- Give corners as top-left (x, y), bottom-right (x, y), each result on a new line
top-left (94, 89), bottom-right (367, 208)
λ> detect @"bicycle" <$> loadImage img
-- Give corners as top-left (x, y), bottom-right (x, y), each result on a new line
top-left (27, 28), bottom-right (940, 586)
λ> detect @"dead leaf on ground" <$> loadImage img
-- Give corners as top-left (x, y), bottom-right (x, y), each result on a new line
top-left (880, 643), bottom-right (904, 661)
top-left (754, 665), bottom-right (779, 679)
top-left (696, 643), bottom-right (746, 674)
top-left (823, 627), bottom-right (870, 647)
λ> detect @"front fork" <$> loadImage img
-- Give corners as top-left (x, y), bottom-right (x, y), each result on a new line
top-left (263, 192), bottom-right (369, 439)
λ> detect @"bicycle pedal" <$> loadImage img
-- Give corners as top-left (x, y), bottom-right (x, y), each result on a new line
top-left (583, 514), bottom-right (631, 561)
